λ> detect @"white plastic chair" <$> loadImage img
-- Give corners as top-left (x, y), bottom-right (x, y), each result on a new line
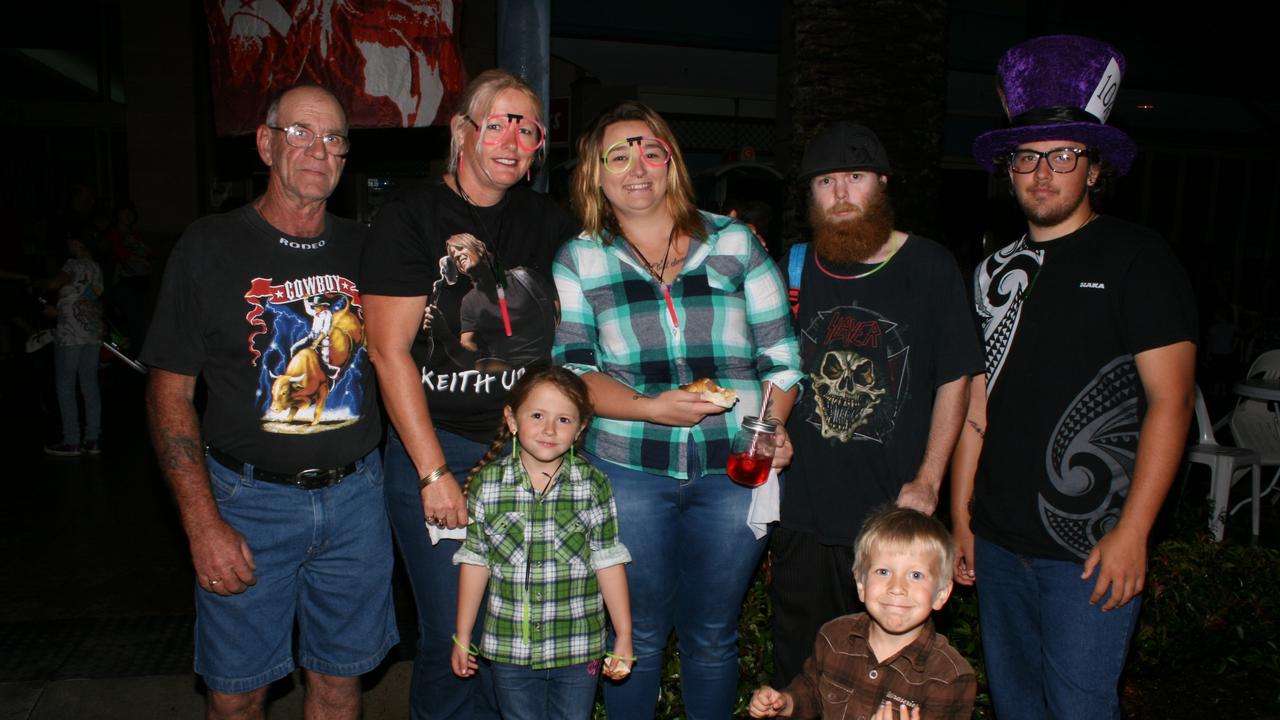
top-left (1186, 386), bottom-right (1261, 541)
top-left (1228, 350), bottom-right (1280, 523)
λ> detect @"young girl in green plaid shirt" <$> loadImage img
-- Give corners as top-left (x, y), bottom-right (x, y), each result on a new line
top-left (452, 367), bottom-right (634, 719)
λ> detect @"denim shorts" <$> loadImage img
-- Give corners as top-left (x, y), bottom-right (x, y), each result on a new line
top-left (195, 450), bottom-right (398, 693)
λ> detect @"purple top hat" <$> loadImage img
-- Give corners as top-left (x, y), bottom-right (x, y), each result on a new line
top-left (972, 35), bottom-right (1136, 175)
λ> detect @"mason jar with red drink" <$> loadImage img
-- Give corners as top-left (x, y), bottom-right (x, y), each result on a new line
top-left (727, 416), bottom-right (776, 488)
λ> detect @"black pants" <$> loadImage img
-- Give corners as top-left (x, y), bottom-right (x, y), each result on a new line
top-left (768, 525), bottom-right (863, 687)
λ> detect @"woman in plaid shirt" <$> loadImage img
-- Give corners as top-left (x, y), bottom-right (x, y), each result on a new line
top-left (552, 101), bottom-right (803, 719)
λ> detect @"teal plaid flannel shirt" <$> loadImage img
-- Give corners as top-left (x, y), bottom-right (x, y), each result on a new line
top-left (552, 212), bottom-right (803, 477)
top-left (453, 452), bottom-right (630, 668)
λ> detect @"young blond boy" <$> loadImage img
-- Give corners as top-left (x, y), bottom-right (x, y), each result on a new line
top-left (751, 508), bottom-right (975, 720)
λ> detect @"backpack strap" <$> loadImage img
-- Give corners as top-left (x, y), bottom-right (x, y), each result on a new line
top-left (786, 242), bottom-right (809, 318)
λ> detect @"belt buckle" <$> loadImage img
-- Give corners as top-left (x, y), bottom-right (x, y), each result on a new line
top-left (293, 467), bottom-right (337, 489)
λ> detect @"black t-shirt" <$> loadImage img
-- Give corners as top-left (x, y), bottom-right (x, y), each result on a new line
top-left (783, 235), bottom-right (984, 545)
top-left (972, 215), bottom-right (1198, 561)
top-left (361, 182), bottom-right (578, 441)
top-left (141, 204), bottom-right (381, 472)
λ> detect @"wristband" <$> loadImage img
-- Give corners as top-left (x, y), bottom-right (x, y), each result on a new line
top-left (605, 651), bottom-right (636, 661)
top-left (419, 463), bottom-right (451, 489)
top-left (452, 634), bottom-right (479, 656)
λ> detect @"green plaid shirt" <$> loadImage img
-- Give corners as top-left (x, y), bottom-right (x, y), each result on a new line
top-left (553, 212), bottom-right (803, 477)
top-left (454, 453), bottom-right (630, 668)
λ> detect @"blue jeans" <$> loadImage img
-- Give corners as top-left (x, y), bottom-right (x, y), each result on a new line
top-left (974, 536), bottom-right (1141, 720)
top-left (490, 660), bottom-right (599, 720)
top-left (195, 450), bottom-right (397, 693)
top-left (384, 428), bottom-right (500, 720)
top-left (53, 343), bottom-right (100, 445)
top-left (590, 448), bottom-right (768, 720)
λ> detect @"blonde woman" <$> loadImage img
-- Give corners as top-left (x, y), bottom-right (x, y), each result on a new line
top-left (553, 101), bottom-right (802, 719)
top-left (362, 69), bottom-right (578, 720)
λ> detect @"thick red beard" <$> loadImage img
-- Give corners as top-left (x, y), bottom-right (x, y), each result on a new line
top-left (810, 188), bottom-right (895, 266)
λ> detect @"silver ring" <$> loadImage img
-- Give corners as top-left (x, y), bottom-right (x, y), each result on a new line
top-left (210, 579), bottom-right (221, 586)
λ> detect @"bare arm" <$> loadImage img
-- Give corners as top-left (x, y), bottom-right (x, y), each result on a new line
top-left (949, 374), bottom-right (987, 586)
top-left (451, 563), bottom-right (489, 677)
top-left (364, 293), bottom-right (466, 528)
top-left (580, 371), bottom-right (724, 426)
top-left (897, 375), bottom-right (971, 514)
top-left (1082, 341), bottom-right (1195, 610)
top-left (766, 383), bottom-right (799, 469)
top-left (146, 369), bottom-right (255, 595)
top-left (597, 564), bottom-right (633, 679)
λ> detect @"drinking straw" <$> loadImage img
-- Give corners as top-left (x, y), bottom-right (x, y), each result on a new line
top-left (748, 383), bottom-right (773, 456)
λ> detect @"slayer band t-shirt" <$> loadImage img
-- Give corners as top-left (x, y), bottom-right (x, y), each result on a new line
top-left (361, 182), bottom-right (578, 442)
top-left (141, 204), bottom-right (381, 472)
top-left (783, 235), bottom-right (983, 545)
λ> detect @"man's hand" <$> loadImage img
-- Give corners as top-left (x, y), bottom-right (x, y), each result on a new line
top-left (952, 522), bottom-right (977, 586)
top-left (771, 424), bottom-right (793, 470)
top-left (895, 478), bottom-right (939, 514)
top-left (748, 686), bottom-right (793, 718)
top-left (190, 520), bottom-right (256, 595)
top-left (1081, 524), bottom-right (1147, 611)
top-left (646, 388), bottom-right (726, 427)
top-left (422, 474), bottom-right (468, 529)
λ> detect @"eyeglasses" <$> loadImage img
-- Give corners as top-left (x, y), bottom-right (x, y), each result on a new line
top-left (1007, 146), bottom-right (1093, 174)
top-left (465, 113), bottom-right (546, 152)
top-left (268, 124), bottom-right (350, 157)
top-left (601, 136), bottom-right (673, 175)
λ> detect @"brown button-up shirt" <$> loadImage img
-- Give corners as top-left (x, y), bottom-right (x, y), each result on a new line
top-left (783, 613), bottom-right (975, 720)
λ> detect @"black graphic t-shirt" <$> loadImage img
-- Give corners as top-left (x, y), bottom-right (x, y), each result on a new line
top-left (972, 216), bottom-right (1198, 561)
top-left (783, 236), bottom-right (983, 545)
top-left (142, 204), bottom-right (381, 472)
top-left (361, 182), bottom-right (578, 441)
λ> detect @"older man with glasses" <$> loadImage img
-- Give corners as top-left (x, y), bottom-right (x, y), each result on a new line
top-left (142, 84), bottom-right (394, 720)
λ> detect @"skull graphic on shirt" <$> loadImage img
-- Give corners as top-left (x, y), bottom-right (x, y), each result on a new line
top-left (811, 350), bottom-right (885, 442)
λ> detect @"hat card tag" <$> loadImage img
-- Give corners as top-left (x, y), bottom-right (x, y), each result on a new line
top-left (1085, 57), bottom-right (1122, 123)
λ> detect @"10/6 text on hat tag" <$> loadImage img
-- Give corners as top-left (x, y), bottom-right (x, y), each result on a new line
top-left (1085, 57), bottom-right (1122, 123)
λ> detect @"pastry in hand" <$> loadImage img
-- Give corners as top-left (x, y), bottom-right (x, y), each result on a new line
top-left (681, 378), bottom-right (738, 409)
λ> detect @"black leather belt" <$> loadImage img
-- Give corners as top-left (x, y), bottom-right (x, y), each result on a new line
top-left (207, 447), bottom-right (358, 489)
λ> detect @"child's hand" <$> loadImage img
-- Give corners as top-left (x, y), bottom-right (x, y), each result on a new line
top-left (748, 686), bottom-right (792, 718)
top-left (602, 636), bottom-right (634, 680)
top-left (871, 701), bottom-right (920, 720)
top-left (451, 640), bottom-right (477, 678)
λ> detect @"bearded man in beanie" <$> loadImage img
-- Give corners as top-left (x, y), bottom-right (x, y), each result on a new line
top-left (770, 122), bottom-right (983, 686)
top-left (951, 35), bottom-right (1197, 719)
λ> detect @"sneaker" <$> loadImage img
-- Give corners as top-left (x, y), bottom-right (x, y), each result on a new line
top-left (81, 441), bottom-right (101, 456)
top-left (44, 443), bottom-right (82, 457)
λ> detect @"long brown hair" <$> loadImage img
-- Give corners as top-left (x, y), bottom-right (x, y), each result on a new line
top-left (466, 365), bottom-right (595, 488)
top-left (448, 68), bottom-right (546, 174)
top-left (571, 100), bottom-right (705, 245)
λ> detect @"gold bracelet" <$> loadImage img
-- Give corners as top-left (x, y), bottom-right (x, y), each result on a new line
top-left (419, 463), bottom-right (451, 489)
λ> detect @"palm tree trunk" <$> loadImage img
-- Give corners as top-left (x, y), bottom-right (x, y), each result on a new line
top-left (779, 0), bottom-right (949, 247)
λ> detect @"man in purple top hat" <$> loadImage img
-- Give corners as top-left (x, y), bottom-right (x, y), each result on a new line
top-left (951, 35), bottom-right (1197, 718)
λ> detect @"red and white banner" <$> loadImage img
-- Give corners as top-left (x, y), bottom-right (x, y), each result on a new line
top-left (206, 0), bottom-right (467, 136)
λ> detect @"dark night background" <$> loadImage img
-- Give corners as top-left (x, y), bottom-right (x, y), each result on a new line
top-left (1, 2), bottom-right (1277, 718)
